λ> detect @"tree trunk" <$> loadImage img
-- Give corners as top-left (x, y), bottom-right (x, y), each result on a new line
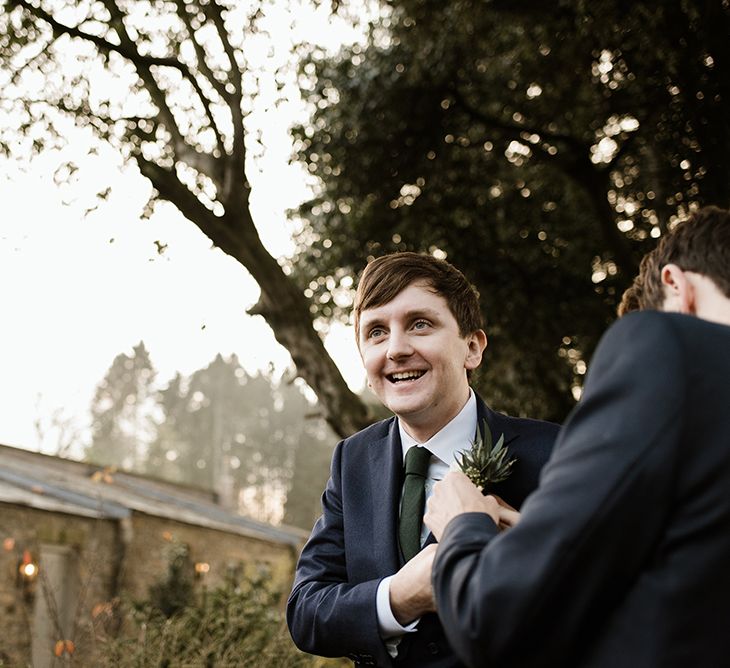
top-left (138, 158), bottom-right (371, 439)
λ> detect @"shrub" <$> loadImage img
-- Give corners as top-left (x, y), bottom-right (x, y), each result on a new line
top-left (94, 570), bottom-right (345, 667)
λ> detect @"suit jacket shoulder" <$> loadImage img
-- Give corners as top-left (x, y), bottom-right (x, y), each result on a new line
top-left (478, 397), bottom-right (559, 508)
top-left (339, 414), bottom-right (397, 451)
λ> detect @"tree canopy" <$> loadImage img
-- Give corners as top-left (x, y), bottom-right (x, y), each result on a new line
top-left (292, 0), bottom-right (730, 420)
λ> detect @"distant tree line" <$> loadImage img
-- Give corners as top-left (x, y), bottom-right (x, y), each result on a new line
top-left (86, 342), bottom-right (335, 530)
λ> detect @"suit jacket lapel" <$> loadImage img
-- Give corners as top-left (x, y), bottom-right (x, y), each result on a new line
top-left (422, 393), bottom-right (517, 549)
top-left (368, 418), bottom-right (404, 575)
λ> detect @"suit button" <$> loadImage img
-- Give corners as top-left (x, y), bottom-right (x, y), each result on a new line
top-left (427, 642), bottom-right (439, 655)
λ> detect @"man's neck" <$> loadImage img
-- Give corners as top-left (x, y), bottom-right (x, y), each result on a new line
top-left (400, 389), bottom-right (472, 443)
top-left (398, 392), bottom-right (478, 473)
top-left (689, 274), bottom-right (730, 326)
top-left (697, 298), bottom-right (730, 327)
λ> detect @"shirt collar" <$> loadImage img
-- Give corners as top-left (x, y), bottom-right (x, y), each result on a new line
top-left (398, 389), bottom-right (477, 466)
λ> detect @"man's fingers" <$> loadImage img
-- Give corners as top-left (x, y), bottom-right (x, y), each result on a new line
top-left (497, 506), bottom-right (521, 529)
top-left (491, 494), bottom-right (517, 513)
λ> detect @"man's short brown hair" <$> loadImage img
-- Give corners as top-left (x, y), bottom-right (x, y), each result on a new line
top-left (642, 206), bottom-right (730, 310)
top-left (619, 206), bottom-right (730, 314)
top-left (353, 252), bottom-right (483, 340)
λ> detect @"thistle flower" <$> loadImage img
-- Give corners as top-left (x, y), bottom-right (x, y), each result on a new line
top-left (456, 419), bottom-right (516, 490)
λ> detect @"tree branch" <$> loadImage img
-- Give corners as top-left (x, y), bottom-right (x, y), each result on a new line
top-left (99, 0), bottom-right (226, 187)
top-left (135, 155), bottom-right (240, 251)
top-left (174, 0), bottom-right (229, 100)
top-left (11, 0), bottom-right (224, 176)
top-left (206, 0), bottom-right (246, 202)
top-left (53, 97), bottom-right (157, 144)
top-left (9, 0), bottom-right (185, 73)
top-left (207, 0), bottom-right (242, 91)
top-left (172, 0), bottom-right (227, 158)
top-left (449, 85), bottom-right (589, 153)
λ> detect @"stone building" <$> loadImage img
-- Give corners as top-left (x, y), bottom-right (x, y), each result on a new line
top-left (0, 443), bottom-right (307, 667)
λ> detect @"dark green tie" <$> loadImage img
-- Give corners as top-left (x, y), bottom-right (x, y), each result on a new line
top-left (399, 446), bottom-right (432, 561)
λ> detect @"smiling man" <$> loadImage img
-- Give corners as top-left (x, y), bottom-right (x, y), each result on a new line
top-left (287, 252), bottom-right (559, 667)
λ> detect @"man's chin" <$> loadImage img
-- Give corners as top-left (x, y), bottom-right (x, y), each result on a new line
top-left (384, 387), bottom-right (426, 409)
top-left (387, 400), bottom-right (431, 426)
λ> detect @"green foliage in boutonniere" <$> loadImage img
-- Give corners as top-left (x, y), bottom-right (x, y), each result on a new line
top-left (456, 419), bottom-right (516, 490)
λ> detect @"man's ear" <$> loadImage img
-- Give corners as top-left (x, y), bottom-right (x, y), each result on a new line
top-left (661, 263), bottom-right (695, 314)
top-left (465, 329), bottom-right (488, 370)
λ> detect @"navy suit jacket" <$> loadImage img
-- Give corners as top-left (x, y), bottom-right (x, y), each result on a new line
top-left (287, 393), bottom-right (558, 667)
top-left (434, 312), bottom-right (730, 667)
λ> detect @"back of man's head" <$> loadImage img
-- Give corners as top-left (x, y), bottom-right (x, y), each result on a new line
top-left (619, 206), bottom-right (730, 314)
top-left (353, 252), bottom-right (483, 340)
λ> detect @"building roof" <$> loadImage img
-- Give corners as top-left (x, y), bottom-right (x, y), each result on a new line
top-left (0, 444), bottom-right (308, 547)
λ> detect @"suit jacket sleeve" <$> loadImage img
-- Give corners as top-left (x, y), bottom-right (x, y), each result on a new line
top-left (433, 313), bottom-right (685, 667)
top-left (287, 439), bottom-right (391, 665)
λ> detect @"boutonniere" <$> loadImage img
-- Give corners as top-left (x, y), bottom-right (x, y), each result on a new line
top-left (455, 419), bottom-right (516, 490)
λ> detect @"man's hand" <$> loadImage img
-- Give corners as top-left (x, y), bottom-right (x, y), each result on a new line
top-left (424, 471), bottom-right (500, 541)
top-left (492, 494), bottom-right (521, 531)
top-left (389, 544), bottom-right (437, 625)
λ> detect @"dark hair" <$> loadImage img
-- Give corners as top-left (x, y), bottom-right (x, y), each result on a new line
top-left (640, 206), bottom-right (730, 310)
top-left (353, 252), bottom-right (483, 339)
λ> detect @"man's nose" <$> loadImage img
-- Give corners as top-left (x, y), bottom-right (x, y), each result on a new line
top-left (386, 329), bottom-right (413, 360)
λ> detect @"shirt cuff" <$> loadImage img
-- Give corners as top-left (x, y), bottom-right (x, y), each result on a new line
top-left (376, 575), bottom-right (420, 638)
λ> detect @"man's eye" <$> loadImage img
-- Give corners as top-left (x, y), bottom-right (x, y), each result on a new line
top-left (368, 327), bottom-right (385, 339)
top-left (413, 320), bottom-right (430, 330)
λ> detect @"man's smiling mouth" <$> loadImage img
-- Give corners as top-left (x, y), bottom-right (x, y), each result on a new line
top-left (387, 370), bottom-right (426, 383)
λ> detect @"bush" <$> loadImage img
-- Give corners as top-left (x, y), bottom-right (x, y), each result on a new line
top-left (94, 571), bottom-right (346, 667)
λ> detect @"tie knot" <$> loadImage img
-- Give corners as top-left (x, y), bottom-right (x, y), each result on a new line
top-left (404, 446), bottom-right (431, 477)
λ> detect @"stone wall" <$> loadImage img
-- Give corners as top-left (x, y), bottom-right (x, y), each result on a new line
top-left (120, 512), bottom-right (297, 601)
top-left (0, 503), bottom-right (299, 666)
top-left (0, 503), bottom-right (118, 667)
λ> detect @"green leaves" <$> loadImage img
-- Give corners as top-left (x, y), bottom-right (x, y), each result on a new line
top-left (456, 419), bottom-right (515, 490)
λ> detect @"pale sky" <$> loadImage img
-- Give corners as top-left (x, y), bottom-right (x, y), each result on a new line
top-left (0, 2), bottom-right (375, 454)
top-left (0, 139), bottom-right (365, 453)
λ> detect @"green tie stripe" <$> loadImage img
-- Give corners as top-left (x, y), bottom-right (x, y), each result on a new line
top-left (399, 446), bottom-right (432, 562)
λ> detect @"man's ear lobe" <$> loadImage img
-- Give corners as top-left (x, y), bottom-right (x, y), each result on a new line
top-left (661, 264), bottom-right (695, 314)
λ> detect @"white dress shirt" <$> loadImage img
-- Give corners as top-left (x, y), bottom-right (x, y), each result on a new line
top-left (376, 390), bottom-right (478, 656)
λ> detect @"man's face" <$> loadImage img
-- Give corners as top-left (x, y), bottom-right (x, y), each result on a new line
top-left (358, 281), bottom-right (486, 441)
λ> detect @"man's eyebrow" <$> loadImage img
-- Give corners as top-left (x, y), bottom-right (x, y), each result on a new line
top-left (404, 308), bottom-right (440, 319)
top-left (359, 317), bottom-right (381, 329)
top-left (389, 307), bottom-right (442, 322)
top-left (360, 307), bottom-right (441, 327)
top-left (358, 313), bottom-right (383, 330)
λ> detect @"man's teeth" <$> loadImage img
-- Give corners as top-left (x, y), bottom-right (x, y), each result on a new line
top-left (390, 371), bottom-right (425, 382)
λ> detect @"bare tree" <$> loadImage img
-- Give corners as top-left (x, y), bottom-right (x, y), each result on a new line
top-left (1, 0), bottom-right (370, 437)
